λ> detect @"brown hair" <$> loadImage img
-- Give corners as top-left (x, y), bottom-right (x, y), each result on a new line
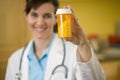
top-left (25, 0), bottom-right (59, 32)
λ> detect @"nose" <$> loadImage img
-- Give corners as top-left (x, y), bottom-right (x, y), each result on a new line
top-left (36, 16), bottom-right (45, 26)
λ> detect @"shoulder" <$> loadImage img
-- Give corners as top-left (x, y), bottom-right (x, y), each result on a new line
top-left (8, 48), bottom-right (24, 63)
top-left (6, 47), bottom-right (24, 73)
top-left (8, 40), bottom-right (33, 62)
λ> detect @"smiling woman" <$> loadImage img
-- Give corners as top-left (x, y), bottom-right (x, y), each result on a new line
top-left (4, 0), bottom-right (105, 80)
top-left (26, 3), bottom-right (56, 40)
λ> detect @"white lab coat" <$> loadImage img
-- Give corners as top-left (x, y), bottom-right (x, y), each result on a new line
top-left (5, 34), bottom-right (105, 80)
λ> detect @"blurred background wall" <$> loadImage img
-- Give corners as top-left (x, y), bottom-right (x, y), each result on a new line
top-left (0, 0), bottom-right (31, 80)
top-left (60, 0), bottom-right (120, 39)
top-left (0, 0), bottom-right (120, 80)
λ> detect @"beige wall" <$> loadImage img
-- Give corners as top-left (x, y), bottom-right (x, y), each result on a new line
top-left (0, 0), bottom-right (31, 80)
top-left (0, 0), bottom-right (31, 55)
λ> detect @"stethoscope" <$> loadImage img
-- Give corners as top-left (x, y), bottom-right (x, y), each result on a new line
top-left (15, 39), bottom-right (68, 80)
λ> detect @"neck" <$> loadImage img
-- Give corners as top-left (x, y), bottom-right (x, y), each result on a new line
top-left (33, 35), bottom-right (53, 58)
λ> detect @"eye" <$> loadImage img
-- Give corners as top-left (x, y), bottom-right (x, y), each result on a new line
top-left (43, 13), bottom-right (52, 19)
top-left (31, 12), bottom-right (38, 17)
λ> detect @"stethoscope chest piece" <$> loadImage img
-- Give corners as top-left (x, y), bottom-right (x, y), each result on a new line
top-left (15, 71), bottom-right (22, 80)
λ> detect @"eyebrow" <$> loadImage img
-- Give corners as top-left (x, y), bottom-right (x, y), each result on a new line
top-left (30, 8), bottom-right (55, 16)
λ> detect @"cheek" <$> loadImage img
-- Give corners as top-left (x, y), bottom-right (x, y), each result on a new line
top-left (27, 18), bottom-right (34, 28)
top-left (49, 18), bottom-right (56, 28)
top-left (26, 20), bottom-right (34, 33)
top-left (50, 22), bottom-right (56, 32)
top-left (46, 19), bottom-right (53, 27)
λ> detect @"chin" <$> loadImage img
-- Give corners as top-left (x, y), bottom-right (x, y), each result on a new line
top-left (36, 34), bottom-right (51, 40)
top-left (34, 31), bottom-right (53, 40)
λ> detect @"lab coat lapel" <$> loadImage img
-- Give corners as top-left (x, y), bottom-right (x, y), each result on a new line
top-left (44, 35), bottom-right (64, 80)
top-left (21, 40), bottom-right (33, 80)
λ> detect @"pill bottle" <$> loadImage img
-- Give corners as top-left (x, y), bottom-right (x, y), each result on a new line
top-left (56, 8), bottom-right (72, 38)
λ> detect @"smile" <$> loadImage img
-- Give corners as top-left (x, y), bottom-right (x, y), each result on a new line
top-left (35, 27), bottom-right (47, 32)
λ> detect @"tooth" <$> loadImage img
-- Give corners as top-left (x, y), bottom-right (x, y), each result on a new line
top-left (36, 27), bottom-right (45, 32)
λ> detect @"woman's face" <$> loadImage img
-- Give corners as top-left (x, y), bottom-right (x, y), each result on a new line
top-left (26, 3), bottom-right (56, 40)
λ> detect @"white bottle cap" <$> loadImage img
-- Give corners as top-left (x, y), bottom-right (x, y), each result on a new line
top-left (56, 8), bottom-right (72, 14)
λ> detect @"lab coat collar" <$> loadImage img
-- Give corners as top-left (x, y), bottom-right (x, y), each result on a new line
top-left (21, 40), bottom-right (33, 80)
top-left (21, 34), bottom-right (64, 80)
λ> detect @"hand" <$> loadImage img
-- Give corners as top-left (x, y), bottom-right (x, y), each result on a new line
top-left (64, 6), bottom-right (88, 46)
top-left (64, 6), bottom-right (92, 62)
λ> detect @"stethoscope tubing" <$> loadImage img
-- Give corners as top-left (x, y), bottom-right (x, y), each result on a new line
top-left (16, 43), bottom-right (28, 80)
top-left (51, 39), bottom-right (68, 78)
top-left (16, 39), bottom-right (68, 80)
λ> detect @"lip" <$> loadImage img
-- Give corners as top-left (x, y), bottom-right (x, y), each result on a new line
top-left (34, 27), bottom-right (47, 33)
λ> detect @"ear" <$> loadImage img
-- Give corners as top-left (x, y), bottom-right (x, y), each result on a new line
top-left (25, 15), bottom-right (29, 24)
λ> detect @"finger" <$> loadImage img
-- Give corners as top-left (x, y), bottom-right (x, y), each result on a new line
top-left (63, 6), bottom-right (68, 9)
top-left (67, 6), bottom-right (79, 22)
top-left (64, 37), bottom-right (72, 42)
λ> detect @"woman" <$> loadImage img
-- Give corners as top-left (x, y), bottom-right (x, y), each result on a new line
top-left (5, 0), bottom-right (105, 80)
